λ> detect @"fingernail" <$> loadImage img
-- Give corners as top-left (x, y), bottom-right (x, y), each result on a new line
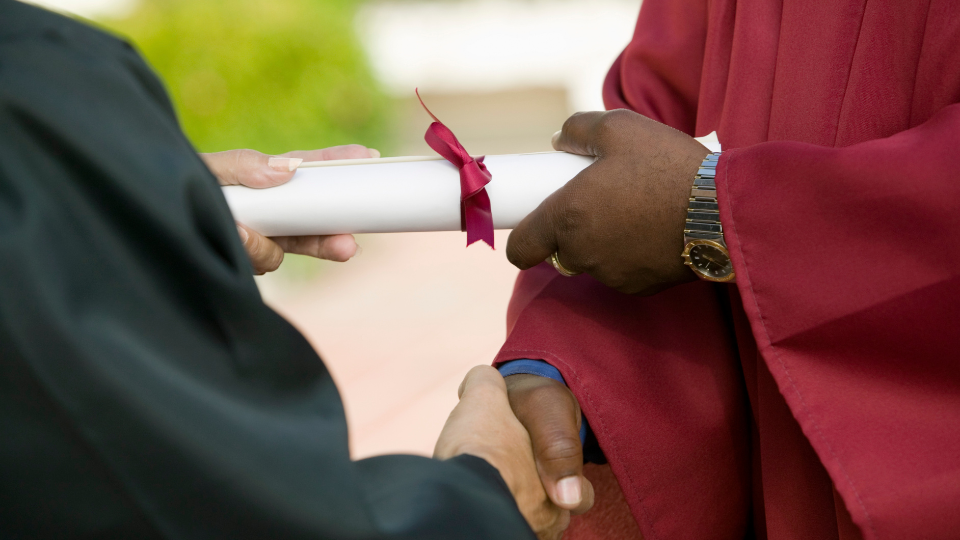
top-left (556, 476), bottom-right (582, 506)
top-left (368, 148), bottom-right (381, 159)
top-left (551, 130), bottom-right (562, 147)
top-left (268, 157), bottom-right (302, 172)
top-left (351, 244), bottom-right (363, 259)
top-left (236, 225), bottom-right (248, 243)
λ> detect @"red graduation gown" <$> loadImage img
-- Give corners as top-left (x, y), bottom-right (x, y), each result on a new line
top-left (494, 1), bottom-right (960, 539)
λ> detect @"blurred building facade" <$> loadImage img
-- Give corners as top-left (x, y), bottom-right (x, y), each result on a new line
top-left (360, 0), bottom-right (639, 156)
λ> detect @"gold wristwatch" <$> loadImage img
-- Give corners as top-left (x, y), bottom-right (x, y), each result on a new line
top-left (681, 152), bottom-right (735, 283)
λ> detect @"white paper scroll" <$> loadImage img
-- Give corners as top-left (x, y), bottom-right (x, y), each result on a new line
top-left (221, 151), bottom-right (594, 237)
top-left (221, 133), bottom-right (721, 237)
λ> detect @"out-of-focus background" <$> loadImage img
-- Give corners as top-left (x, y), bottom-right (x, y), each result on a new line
top-left (26, 0), bottom-right (639, 458)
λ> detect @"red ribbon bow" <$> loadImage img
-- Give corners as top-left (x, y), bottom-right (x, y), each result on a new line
top-left (417, 90), bottom-right (494, 248)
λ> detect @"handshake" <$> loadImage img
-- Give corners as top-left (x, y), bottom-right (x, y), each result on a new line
top-left (435, 366), bottom-right (594, 540)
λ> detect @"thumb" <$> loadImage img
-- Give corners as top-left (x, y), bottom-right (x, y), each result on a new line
top-left (505, 375), bottom-right (587, 511)
top-left (200, 149), bottom-right (301, 189)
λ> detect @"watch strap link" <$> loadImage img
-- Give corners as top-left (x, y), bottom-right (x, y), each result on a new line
top-left (684, 152), bottom-right (724, 243)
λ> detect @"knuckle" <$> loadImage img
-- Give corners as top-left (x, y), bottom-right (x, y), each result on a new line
top-left (506, 247), bottom-right (533, 270)
top-left (613, 278), bottom-right (642, 295)
top-left (602, 107), bottom-right (633, 125)
top-left (600, 270), bottom-right (630, 291)
top-left (248, 234), bottom-right (283, 274)
top-left (551, 198), bottom-right (583, 236)
top-left (631, 281), bottom-right (669, 297)
top-left (575, 256), bottom-right (599, 275)
top-left (245, 232), bottom-right (262, 257)
top-left (505, 242), bottom-right (528, 268)
top-left (560, 111), bottom-right (586, 134)
top-left (264, 247), bottom-right (284, 273)
top-left (537, 434), bottom-right (583, 464)
top-left (534, 510), bottom-right (569, 540)
top-left (596, 109), bottom-right (632, 142)
top-left (507, 384), bottom-right (551, 417)
top-left (237, 148), bottom-right (261, 164)
top-left (524, 379), bottom-right (578, 413)
top-left (506, 226), bottom-right (549, 269)
top-left (231, 149), bottom-right (255, 180)
top-left (343, 144), bottom-right (369, 156)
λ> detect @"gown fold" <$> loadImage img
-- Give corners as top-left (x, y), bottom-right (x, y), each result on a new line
top-left (498, 1), bottom-right (960, 538)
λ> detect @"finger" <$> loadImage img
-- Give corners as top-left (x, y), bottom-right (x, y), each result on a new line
top-left (553, 111), bottom-right (606, 156)
top-left (272, 234), bottom-right (360, 262)
top-left (506, 375), bottom-right (585, 510)
top-left (281, 145), bottom-right (379, 162)
top-left (200, 149), bottom-right (300, 189)
top-left (506, 185), bottom-right (573, 270)
top-left (458, 365), bottom-right (508, 401)
top-left (438, 365), bottom-right (512, 459)
top-left (237, 223), bottom-right (284, 274)
top-left (532, 406), bottom-right (584, 510)
top-left (571, 477), bottom-right (595, 515)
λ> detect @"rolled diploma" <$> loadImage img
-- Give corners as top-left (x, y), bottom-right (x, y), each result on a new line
top-left (221, 151), bottom-right (594, 237)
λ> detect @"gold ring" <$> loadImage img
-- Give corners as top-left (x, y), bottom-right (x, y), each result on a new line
top-left (548, 252), bottom-right (581, 277)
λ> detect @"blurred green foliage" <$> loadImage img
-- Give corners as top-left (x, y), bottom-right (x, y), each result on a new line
top-left (93, 0), bottom-right (390, 281)
top-left (98, 0), bottom-right (389, 155)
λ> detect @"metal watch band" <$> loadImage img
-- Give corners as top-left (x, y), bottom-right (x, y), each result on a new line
top-left (684, 152), bottom-right (724, 243)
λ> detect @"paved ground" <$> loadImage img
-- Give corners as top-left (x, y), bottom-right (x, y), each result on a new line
top-left (256, 230), bottom-right (520, 459)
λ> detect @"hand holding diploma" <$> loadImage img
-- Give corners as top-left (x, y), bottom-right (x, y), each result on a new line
top-left (506, 110), bottom-right (711, 294)
top-left (201, 146), bottom-right (379, 274)
top-left (221, 151), bottom-right (595, 240)
top-left (219, 93), bottom-right (596, 251)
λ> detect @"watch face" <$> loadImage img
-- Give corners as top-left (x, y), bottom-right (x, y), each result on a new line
top-left (684, 240), bottom-right (735, 282)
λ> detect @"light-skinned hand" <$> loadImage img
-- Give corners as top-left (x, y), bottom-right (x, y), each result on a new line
top-left (506, 110), bottom-right (710, 295)
top-left (200, 145), bottom-right (379, 275)
top-left (435, 366), bottom-right (594, 540)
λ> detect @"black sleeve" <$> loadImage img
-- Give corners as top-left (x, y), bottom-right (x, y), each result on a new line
top-left (0, 3), bottom-right (535, 539)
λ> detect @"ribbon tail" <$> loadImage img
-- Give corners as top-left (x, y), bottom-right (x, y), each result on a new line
top-left (463, 189), bottom-right (494, 249)
top-left (417, 91), bottom-right (494, 248)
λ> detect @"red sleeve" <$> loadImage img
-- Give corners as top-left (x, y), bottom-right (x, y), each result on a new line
top-left (716, 103), bottom-right (960, 540)
top-left (603, 0), bottom-right (708, 134)
top-left (495, 272), bottom-right (752, 540)
top-left (497, 3), bottom-right (753, 538)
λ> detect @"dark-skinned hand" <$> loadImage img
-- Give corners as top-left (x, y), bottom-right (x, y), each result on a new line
top-left (504, 374), bottom-right (594, 517)
top-left (506, 109), bottom-right (711, 295)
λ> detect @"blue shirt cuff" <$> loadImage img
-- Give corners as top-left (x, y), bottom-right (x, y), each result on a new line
top-left (497, 359), bottom-right (567, 384)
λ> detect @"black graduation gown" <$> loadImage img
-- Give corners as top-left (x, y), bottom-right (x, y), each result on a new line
top-left (0, 2), bottom-right (535, 538)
